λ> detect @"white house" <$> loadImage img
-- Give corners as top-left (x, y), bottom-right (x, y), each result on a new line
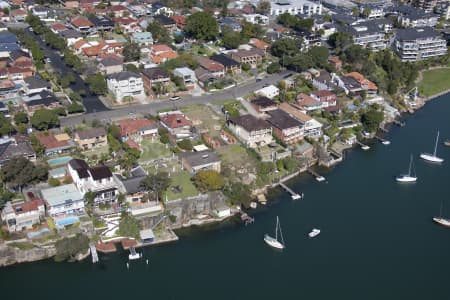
top-left (243, 14), bottom-right (269, 25)
top-left (1, 197), bottom-right (45, 232)
top-left (67, 159), bottom-right (119, 205)
top-left (106, 71), bottom-right (144, 102)
top-left (255, 85), bottom-right (279, 99)
top-left (173, 67), bottom-right (196, 88)
top-left (269, 0), bottom-right (322, 16)
top-left (40, 184), bottom-right (85, 217)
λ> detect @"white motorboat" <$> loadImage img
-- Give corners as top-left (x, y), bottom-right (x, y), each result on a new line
top-left (420, 131), bottom-right (444, 163)
top-left (264, 216), bottom-right (285, 250)
top-left (128, 253), bottom-right (142, 260)
top-left (361, 145), bottom-right (370, 151)
top-left (433, 200), bottom-right (450, 227)
top-left (316, 176), bottom-right (325, 182)
top-left (382, 140), bottom-right (391, 145)
top-left (308, 228), bottom-right (321, 238)
top-left (396, 155), bottom-right (417, 183)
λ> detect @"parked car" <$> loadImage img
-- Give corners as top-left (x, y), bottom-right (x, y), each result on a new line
top-left (170, 96), bottom-right (181, 101)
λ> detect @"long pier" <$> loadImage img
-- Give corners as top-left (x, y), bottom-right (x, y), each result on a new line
top-left (356, 141), bottom-right (370, 150)
top-left (375, 135), bottom-right (390, 145)
top-left (90, 244), bottom-right (99, 263)
top-left (279, 183), bottom-right (301, 200)
top-left (393, 119), bottom-right (405, 127)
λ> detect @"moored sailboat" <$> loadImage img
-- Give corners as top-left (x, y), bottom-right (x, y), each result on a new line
top-left (264, 216), bottom-right (285, 250)
top-left (396, 155), bottom-right (417, 183)
top-left (420, 131), bottom-right (444, 163)
top-left (433, 200), bottom-right (450, 227)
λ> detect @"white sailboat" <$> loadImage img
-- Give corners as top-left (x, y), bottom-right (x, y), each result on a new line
top-left (308, 228), bottom-right (321, 238)
top-left (396, 155), bottom-right (417, 183)
top-left (433, 200), bottom-right (450, 227)
top-left (264, 216), bottom-right (285, 250)
top-left (420, 131), bottom-right (444, 163)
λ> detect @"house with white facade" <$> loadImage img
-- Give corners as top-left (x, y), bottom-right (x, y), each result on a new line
top-left (279, 103), bottom-right (322, 139)
top-left (243, 14), bottom-right (269, 25)
top-left (173, 67), bottom-right (196, 89)
top-left (106, 71), bottom-right (144, 102)
top-left (255, 85), bottom-right (280, 99)
top-left (1, 195), bottom-right (45, 232)
top-left (67, 159), bottom-right (119, 205)
top-left (269, 0), bottom-right (322, 16)
top-left (227, 114), bottom-right (273, 148)
top-left (40, 184), bottom-right (85, 217)
top-left (394, 27), bottom-right (447, 61)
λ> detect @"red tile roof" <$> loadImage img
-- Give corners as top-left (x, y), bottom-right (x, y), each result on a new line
top-left (160, 113), bottom-right (191, 129)
top-left (197, 57), bottom-right (224, 72)
top-left (110, 4), bottom-right (128, 12)
top-left (71, 16), bottom-right (94, 28)
top-left (116, 118), bottom-right (156, 137)
top-left (36, 133), bottom-right (71, 150)
top-left (11, 198), bottom-right (44, 215)
top-left (51, 23), bottom-right (68, 32)
top-left (346, 72), bottom-right (378, 91)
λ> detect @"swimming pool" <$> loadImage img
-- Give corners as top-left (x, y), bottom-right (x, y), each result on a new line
top-left (55, 216), bottom-right (79, 227)
top-left (27, 228), bottom-right (51, 239)
top-left (47, 156), bottom-right (72, 168)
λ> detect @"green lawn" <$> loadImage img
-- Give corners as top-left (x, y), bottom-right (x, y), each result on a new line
top-left (165, 171), bottom-right (199, 201)
top-left (138, 139), bottom-right (172, 162)
top-left (418, 68), bottom-right (450, 97)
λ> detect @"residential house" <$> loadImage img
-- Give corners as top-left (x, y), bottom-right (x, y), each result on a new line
top-left (98, 56), bottom-right (123, 75)
top-left (40, 184), bottom-right (85, 217)
top-left (74, 127), bottom-right (107, 150)
top-left (250, 96), bottom-right (278, 115)
top-left (396, 5), bottom-right (438, 28)
top-left (0, 136), bottom-right (35, 166)
top-left (65, 0), bottom-right (79, 9)
top-left (269, 0), bottom-right (322, 16)
top-left (173, 67), bottom-right (196, 90)
top-left (255, 85), bottom-right (279, 99)
top-left (394, 27), bottom-right (447, 61)
top-left (219, 17), bottom-right (242, 32)
top-left (60, 29), bottom-right (83, 46)
top-left (414, 0), bottom-right (437, 13)
top-left (80, 40), bottom-right (124, 58)
top-left (227, 114), bottom-right (273, 148)
top-left (279, 103), bottom-right (322, 138)
top-left (0, 32), bottom-right (20, 57)
top-left (131, 32), bottom-right (153, 45)
top-left (22, 90), bottom-right (62, 115)
top-left (171, 15), bottom-right (186, 29)
top-left (197, 57), bottom-right (225, 78)
top-left (179, 150), bottom-right (221, 174)
top-left (195, 67), bottom-right (218, 87)
top-left (50, 23), bottom-right (68, 34)
top-left (231, 49), bottom-right (263, 68)
top-left (106, 71), bottom-right (145, 102)
top-left (296, 93), bottom-right (322, 111)
top-left (310, 90), bottom-right (337, 109)
top-left (345, 72), bottom-right (378, 95)
top-left (328, 56), bottom-right (342, 71)
top-left (333, 74), bottom-right (362, 95)
top-left (89, 15), bottom-right (114, 31)
top-left (159, 111), bottom-right (192, 139)
top-left (114, 17), bottom-right (140, 34)
top-left (23, 76), bottom-right (50, 95)
top-left (249, 38), bottom-right (270, 53)
top-left (109, 4), bottom-right (129, 17)
top-left (35, 132), bottom-right (76, 156)
top-left (153, 15), bottom-right (177, 31)
top-left (243, 14), bottom-right (269, 25)
top-left (10, 9), bottom-right (27, 22)
top-left (1, 195), bottom-right (45, 232)
top-left (149, 44), bottom-right (178, 64)
top-left (210, 54), bottom-right (240, 74)
top-left (312, 70), bottom-right (336, 91)
top-left (71, 16), bottom-right (94, 33)
top-left (266, 109), bottom-right (304, 145)
top-left (0, 79), bottom-right (19, 100)
top-left (116, 118), bottom-right (158, 141)
top-left (0, 101), bottom-right (8, 116)
top-left (342, 19), bottom-right (392, 51)
top-left (7, 66), bottom-right (34, 80)
top-left (141, 67), bottom-right (170, 91)
top-left (150, 2), bottom-right (174, 17)
top-left (32, 6), bottom-right (49, 19)
top-left (68, 159), bottom-right (119, 204)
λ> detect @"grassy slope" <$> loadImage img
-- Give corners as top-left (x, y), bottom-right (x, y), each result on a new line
top-left (418, 68), bottom-right (450, 97)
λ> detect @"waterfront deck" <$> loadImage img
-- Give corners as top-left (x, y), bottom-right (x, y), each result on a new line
top-left (307, 168), bottom-right (326, 182)
top-left (90, 244), bottom-right (99, 263)
top-left (279, 183), bottom-right (301, 200)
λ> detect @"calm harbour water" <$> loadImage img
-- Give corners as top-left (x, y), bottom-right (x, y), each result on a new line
top-left (1, 96), bottom-right (450, 300)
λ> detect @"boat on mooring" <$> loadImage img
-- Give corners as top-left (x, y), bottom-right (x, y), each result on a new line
top-left (308, 228), bottom-right (321, 238)
top-left (264, 216), bottom-right (285, 250)
top-left (433, 200), bottom-right (450, 227)
top-left (445, 139), bottom-right (450, 146)
top-left (420, 131), bottom-right (444, 163)
top-left (396, 155), bottom-right (417, 183)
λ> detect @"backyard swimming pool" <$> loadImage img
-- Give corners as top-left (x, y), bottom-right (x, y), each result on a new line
top-left (55, 216), bottom-right (79, 227)
top-left (27, 228), bottom-right (51, 239)
top-left (47, 156), bottom-right (72, 168)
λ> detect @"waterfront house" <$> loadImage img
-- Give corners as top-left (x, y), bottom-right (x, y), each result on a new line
top-left (106, 71), bottom-right (145, 102)
top-left (345, 72), bottom-right (378, 96)
top-left (67, 159), bottom-right (119, 205)
top-left (116, 118), bottom-right (158, 141)
top-left (35, 132), bottom-right (76, 156)
top-left (40, 183), bottom-right (85, 217)
top-left (266, 109), bottom-right (304, 145)
top-left (141, 67), bottom-right (170, 91)
top-left (74, 127), bottom-right (107, 151)
top-left (179, 150), bottom-right (221, 174)
top-left (279, 103), bottom-right (322, 139)
top-left (1, 194), bottom-right (45, 232)
top-left (159, 111), bottom-right (192, 139)
top-left (227, 114), bottom-right (273, 148)
top-left (394, 27), bottom-right (447, 61)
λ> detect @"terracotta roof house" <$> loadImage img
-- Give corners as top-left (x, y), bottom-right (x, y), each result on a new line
top-left (159, 111), bottom-right (192, 139)
top-left (179, 150), bottom-right (221, 174)
top-left (1, 196), bottom-right (45, 232)
top-left (197, 57), bottom-right (225, 78)
top-left (141, 67), bottom-right (170, 91)
top-left (249, 38), bottom-right (270, 53)
top-left (36, 132), bottom-right (76, 156)
top-left (50, 23), bottom-right (68, 34)
top-left (74, 127), bottom-right (107, 150)
top-left (10, 9), bottom-right (27, 22)
top-left (109, 4), bottom-right (130, 17)
top-left (296, 93), bottom-right (323, 111)
top-left (81, 40), bottom-right (124, 57)
top-left (116, 118), bottom-right (158, 141)
top-left (149, 44), bottom-right (178, 64)
top-left (7, 66), bottom-right (34, 80)
top-left (171, 15), bottom-right (186, 29)
top-left (310, 90), bottom-right (337, 107)
top-left (345, 72), bottom-right (378, 95)
top-left (71, 16), bottom-right (94, 33)
top-left (227, 114), bottom-right (273, 148)
top-left (210, 54), bottom-right (241, 74)
top-left (266, 109), bottom-right (304, 145)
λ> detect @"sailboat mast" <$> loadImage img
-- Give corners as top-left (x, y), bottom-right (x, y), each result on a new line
top-left (440, 200), bottom-right (443, 218)
top-left (408, 155), bottom-right (412, 176)
top-left (434, 131), bottom-right (440, 156)
top-left (275, 216), bottom-right (278, 241)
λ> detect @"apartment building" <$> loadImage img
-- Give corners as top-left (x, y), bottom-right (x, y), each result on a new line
top-left (394, 27), bottom-right (447, 61)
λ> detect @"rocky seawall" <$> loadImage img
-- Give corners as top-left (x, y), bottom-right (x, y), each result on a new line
top-left (0, 244), bottom-right (56, 267)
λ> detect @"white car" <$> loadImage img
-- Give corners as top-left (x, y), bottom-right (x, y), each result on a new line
top-left (170, 96), bottom-right (181, 101)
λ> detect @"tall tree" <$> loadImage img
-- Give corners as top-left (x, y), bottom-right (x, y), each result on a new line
top-left (30, 109), bottom-right (59, 130)
top-left (185, 12), bottom-right (218, 41)
top-left (86, 73), bottom-right (107, 95)
top-left (123, 42), bottom-right (141, 62)
top-left (140, 172), bottom-right (171, 202)
top-left (192, 170), bottom-right (224, 192)
top-left (0, 157), bottom-right (48, 190)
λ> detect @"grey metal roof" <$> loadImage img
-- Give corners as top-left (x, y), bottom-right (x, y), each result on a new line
top-left (228, 114), bottom-right (271, 132)
top-left (179, 150), bottom-right (220, 168)
top-left (60, 29), bottom-right (82, 39)
top-left (107, 71), bottom-right (140, 81)
top-left (24, 76), bottom-right (50, 90)
top-left (100, 57), bottom-right (122, 67)
top-left (266, 109), bottom-right (302, 130)
top-left (396, 27), bottom-right (441, 41)
top-left (76, 127), bottom-right (106, 140)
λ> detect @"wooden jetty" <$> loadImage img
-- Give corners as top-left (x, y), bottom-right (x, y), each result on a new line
top-left (379, 126), bottom-right (389, 133)
top-left (279, 182), bottom-right (301, 200)
top-left (356, 141), bottom-right (370, 150)
top-left (90, 244), bottom-right (99, 263)
top-left (128, 247), bottom-right (142, 260)
top-left (375, 136), bottom-right (390, 145)
top-left (241, 213), bottom-right (254, 226)
top-left (393, 119), bottom-right (405, 127)
top-left (307, 168), bottom-right (325, 182)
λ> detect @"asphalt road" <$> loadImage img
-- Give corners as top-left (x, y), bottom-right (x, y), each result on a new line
top-left (26, 29), bottom-right (110, 113)
top-left (60, 70), bottom-right (292, 127)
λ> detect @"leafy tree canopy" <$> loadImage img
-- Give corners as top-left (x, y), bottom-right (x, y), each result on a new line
top-left (0, 157), bottom-right (48, 190)
top-left (192, 170), bottom-right (224, 192)
top-left (30, 109), bottom-right (59, 130)
top-left (185, 12), bottom-right (219, 41)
